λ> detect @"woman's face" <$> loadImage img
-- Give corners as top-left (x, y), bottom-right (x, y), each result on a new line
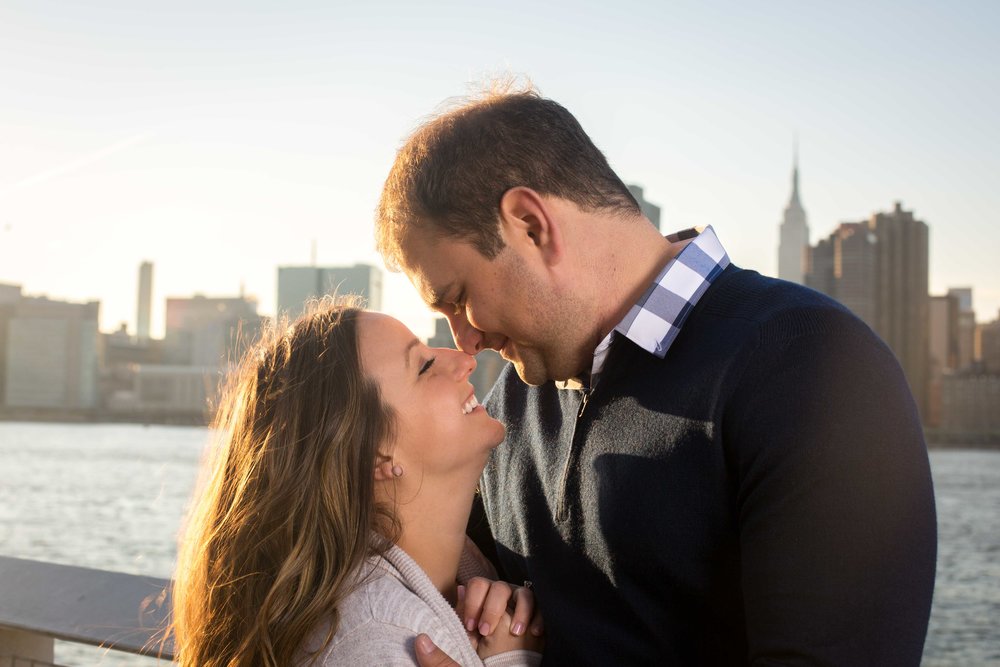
top-left (357, 312), bottom-right (505, 478)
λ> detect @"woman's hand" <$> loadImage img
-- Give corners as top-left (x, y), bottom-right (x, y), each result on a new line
top-left (459, 577), bottom-right (544, 639)
top-left (475, 609), bottom-right (544, 660)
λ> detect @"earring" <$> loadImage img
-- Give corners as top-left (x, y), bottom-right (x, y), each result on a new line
top-left (391, 464), bottom-right (403, 477)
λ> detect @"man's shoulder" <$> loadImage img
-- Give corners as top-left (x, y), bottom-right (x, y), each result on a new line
top-left (705, 266), bottom-right (844, 316)
top-left (700, 266), bottom-right (872, 342)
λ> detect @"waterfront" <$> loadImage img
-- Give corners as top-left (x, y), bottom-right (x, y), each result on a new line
top-left (0, 422), bottom-right (998, 666)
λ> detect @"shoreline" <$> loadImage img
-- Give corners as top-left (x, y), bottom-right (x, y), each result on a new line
top-left (2, 412), bottom-right (999, 449)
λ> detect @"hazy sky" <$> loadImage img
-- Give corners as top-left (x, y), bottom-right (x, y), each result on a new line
top-left (1, 0), bottom-right (997, 339)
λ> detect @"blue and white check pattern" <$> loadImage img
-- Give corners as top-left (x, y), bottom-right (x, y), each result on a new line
top-left (591, 225), bottom-right (730, 380)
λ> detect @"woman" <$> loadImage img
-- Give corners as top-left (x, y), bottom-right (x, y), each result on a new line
top-left (171, 300), bottom-right (542, 666)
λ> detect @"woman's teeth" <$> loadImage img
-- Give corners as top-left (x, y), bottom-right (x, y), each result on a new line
top-left (462, 396), bottom-right (479, 415)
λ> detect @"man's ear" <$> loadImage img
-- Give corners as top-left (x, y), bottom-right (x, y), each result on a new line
top-left (499, 187), bottom-right (564, 266)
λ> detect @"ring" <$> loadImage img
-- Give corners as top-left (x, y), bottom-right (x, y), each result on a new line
top-left (523, 580), bottom-right (533, 589)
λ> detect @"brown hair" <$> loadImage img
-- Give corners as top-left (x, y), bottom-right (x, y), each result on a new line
top-left (171, 298), bottom-right (398, 667)
top-left (376, 81), bottom-right (639, 270)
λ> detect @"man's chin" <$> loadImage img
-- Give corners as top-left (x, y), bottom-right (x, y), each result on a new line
top-left (512, 360), bottom-right (549, 387)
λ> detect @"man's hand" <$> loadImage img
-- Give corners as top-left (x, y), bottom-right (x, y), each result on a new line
top-left (415, 634), bottom-right (460, 667)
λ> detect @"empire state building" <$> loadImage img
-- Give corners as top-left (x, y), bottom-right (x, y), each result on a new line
top-left (778, 148), bottom-right (809, 284)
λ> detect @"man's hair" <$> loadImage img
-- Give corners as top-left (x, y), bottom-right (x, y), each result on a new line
top-left (376, 84), bottom-right (640, 270)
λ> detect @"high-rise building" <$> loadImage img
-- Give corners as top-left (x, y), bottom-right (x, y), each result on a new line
top-left (870, 202), bottom-right (929, 416)
top-left (940, 373), bottom-right (1000, 443)
top-left (165, 294), bottom-right (261, 367)
top-left (0, 283), bottom-right (24, 406)
top-left (137, 261), bottom-right (153, 341)
top-left (3, 293), bottom-right (100, 410)
top-left (981, 312), bottom-right (1000, 374)
top-left (947, 287), bottom-right (976, 370)
top-left (777, 146), bottom-right (809, 284)
top-left (277, 264), bottom-right (383, 320)
top-left (928, 293), bottom-right (960, 427)
top-left (427, 317), bottom-right (506, 399)
top-left (627, 185), bottom-right (661, 231)
top-left (806, 222), bottom-right (879, 326)
top-left (805, 202), bottom-right (929, 418)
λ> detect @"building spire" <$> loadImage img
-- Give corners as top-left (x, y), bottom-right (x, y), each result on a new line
top-left (790, 135), bottom-right (801, 207)
top-left (777, 134), bottom-right (809, 285)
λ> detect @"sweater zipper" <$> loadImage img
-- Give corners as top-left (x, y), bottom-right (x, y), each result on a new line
top-left (556, 386), bottom-right (594, 522)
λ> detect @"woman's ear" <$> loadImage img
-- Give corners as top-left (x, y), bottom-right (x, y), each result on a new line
top-left (374, 453), bottom-right (403, 481)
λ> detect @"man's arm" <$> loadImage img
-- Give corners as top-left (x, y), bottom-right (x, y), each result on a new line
top-left (727, 316), bottom-right (937, 666)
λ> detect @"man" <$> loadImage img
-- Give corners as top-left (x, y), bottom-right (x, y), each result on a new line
top-left (375, 87), bottom-right (936, 666)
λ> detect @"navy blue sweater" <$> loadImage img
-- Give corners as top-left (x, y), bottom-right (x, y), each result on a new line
top-left (475, 266), bottom-right (936, 666)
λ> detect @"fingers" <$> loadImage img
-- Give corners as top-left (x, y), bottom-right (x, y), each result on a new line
top-left (509, 585), bottom-right (536, 637)
top-left (529, 608), bottom-right (545, 638)
top-left (463, 577), bottom-right (513, 637)
top-left (414, 634), bottom-right (461, 667)
top-left (455, 585), bottom-right (480, 650)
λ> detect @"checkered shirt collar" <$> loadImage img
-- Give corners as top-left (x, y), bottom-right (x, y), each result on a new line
top-left (590, 225), bottom-right (730, 380)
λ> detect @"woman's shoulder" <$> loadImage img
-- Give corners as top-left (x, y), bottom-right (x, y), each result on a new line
top-left (344, 556), bottom-right (443, 632)
top-left (302, 552), bottom-right (466, 666)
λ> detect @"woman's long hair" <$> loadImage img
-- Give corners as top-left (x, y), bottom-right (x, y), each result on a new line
top-left (171, 299), bottom-right (398, 667)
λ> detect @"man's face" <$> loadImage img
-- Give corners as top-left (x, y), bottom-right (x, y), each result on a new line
top-left (400, 230), bottom-right (588, 386)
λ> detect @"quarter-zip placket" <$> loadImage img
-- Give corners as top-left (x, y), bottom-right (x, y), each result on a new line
top-left (555, 384), bottom-right (596, 522)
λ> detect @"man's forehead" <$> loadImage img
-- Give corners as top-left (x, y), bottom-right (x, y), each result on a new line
top-left (401, 255), bottom-right (453, 308)
top-left (399, 232), bottom-right (464, 306)
top-left (411, 273), bottom-right (454, 308)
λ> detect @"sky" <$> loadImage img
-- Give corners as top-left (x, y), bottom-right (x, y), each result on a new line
top-left (1, 0), bottom-right (998, 340)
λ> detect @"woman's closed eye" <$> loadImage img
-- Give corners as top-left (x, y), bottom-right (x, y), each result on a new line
top-left (418, 358), bottom-right (436, 376)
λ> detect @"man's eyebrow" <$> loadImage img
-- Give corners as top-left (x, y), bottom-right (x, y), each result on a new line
top-left (426, 281), bottom-right (455, 309)
top-left (404, 338), bottom-right (420, 371)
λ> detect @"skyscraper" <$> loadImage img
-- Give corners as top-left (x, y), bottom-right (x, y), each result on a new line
top-left (277, 264), bottom-right (383, 320)
top-left (871, 202), bottom-right (929, 416)
top-left (806, 222), bottom-right (878, 325)
top-left (3, 293), bottom-right (100, 410)
top-left (981, 312), bottom-right (1000, 374)
top-left (0, 283), bottom-right (24, 407)
top-left (777, 145), bottom-right (809, 284)
top-left (137, 261), bottom-right (153, 341)
top-left (165, 294), bottom-right (261, 367)
top-left (947, 287), bottom-right (976, 370)
top-left (806, 202), bottom-right (929, 418)
top-left (627, 184), bottom-right (661, 231)
top-left (928, 293), bottom-right (960, 427)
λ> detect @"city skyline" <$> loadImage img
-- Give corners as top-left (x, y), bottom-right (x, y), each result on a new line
top-left (1, 1), bottom-right (998, 338)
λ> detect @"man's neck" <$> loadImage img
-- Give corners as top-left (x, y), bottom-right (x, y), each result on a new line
top-left (585, 218), bottom-right (693, 357)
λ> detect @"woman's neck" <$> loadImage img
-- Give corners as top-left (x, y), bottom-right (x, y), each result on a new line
top-left (392, 481), bottom-right (478, 605)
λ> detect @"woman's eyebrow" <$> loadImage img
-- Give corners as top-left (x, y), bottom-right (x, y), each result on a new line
top-left (404, 338), bottom-right (420, 370)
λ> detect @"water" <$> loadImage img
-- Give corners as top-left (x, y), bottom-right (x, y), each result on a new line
top-left (0, 423), bottom-right (998, 666)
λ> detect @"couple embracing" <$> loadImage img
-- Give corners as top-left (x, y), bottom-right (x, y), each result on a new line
top-left (171, 85), bottom-right (936, 666)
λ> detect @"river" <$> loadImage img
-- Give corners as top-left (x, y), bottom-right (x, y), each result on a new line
top-left (0, 422), bottom-right (997, 666)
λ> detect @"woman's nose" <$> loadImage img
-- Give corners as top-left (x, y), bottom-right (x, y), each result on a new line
top-left (444, 348), bottom-right (477, 379)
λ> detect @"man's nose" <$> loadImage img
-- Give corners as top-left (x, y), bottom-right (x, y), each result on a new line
top-left (448, 312), bottom-right (484, 355)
